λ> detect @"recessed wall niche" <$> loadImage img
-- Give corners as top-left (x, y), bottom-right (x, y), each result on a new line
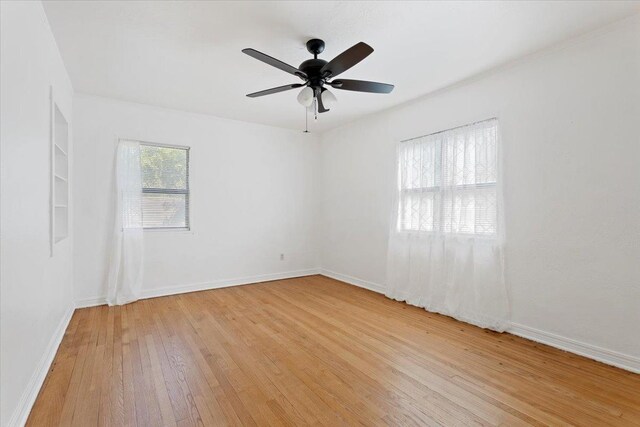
top-left (51, 90), bottom-right (69, 254)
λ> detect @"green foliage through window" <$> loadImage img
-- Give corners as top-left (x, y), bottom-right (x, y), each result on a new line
top-left (140, 144), bottom-right (190, 229)
top-left (141, 145), bottom-right (188, 190)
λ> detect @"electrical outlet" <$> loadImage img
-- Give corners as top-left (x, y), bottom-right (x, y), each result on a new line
top-left (280, 253), bottom-right (284, 261)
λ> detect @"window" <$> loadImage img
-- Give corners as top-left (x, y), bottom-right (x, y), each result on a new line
top-left (140, 143), bottom-right (190, 230)
top-left (397, 119), bottom-right (498, 236)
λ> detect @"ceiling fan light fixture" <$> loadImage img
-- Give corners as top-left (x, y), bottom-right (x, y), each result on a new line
top-left (321, 89), bottom-right (337, 109)
top-left (297, 86), bottom-right (314, 107)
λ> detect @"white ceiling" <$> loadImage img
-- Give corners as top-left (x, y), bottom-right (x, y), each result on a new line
top-left (43, 1), bottom-right (639, 133)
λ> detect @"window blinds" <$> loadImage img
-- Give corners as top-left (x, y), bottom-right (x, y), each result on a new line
top-left (397, 119), bottom-right (498, 236)
top-left (140, 144), bottom-right (190, 229)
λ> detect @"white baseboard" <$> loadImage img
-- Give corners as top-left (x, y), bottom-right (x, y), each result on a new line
top-left (320, 269), bottom-right (386, 294)
top-left (139, 268), bottom-right (321, 300)
top-left (509, 323), bottom-right (640, 374)
top-left (320, 269), bottom-right (639, 374)
top-left (75, 296), bottom-right (108, 308)
top-left (7, 305), bottom-right (75, 427)
top-left (75, 268), bottom-right (321, 308)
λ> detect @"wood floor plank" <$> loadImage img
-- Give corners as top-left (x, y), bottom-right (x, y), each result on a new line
top-left (97, 306), bottom-right (114, 427)
top-left (57, 308), bottom-right (98, 426)
top-left (26, 310), bottom-right (86, 426)
top-left (28, 276), bottom-right (640, 426)
top-left (150, 298), bottom-right (205, 426)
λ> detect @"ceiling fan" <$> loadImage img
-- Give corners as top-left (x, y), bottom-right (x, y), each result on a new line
top-left (242, 39), bottom-right (394, 114)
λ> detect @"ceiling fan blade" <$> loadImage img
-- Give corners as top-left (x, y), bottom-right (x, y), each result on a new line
top-left (320, 42), bottom-right (373, 78)
top-left (246, 83), bottom-right (304, 98)
top-left (330, 79), bottom-right (394, 94)
top-left (315, 88), bottom-right (329, 113)
top-left (242, 48), bottom-right (307, 79)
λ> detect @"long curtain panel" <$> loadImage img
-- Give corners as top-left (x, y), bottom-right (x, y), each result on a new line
top-left (386, 119), bottom-right (509, 331)
top-left (106, 139), bottom-right (144, 305)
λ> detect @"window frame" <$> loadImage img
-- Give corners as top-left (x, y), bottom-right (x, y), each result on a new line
top-left (139, 141), bottom-right (191, 232)
top-left (397, 118), bottom-right (498, 237)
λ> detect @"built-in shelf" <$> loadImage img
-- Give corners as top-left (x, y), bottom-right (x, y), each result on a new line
top-left (51, 93), bottom-right (69, 254)
top-left (55, 143), bottom-right (67, 156)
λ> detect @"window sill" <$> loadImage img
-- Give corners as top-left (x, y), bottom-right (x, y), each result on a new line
top-left (396, 229), bottom-right (498, 240)
top-left (143, 227), bottom-right (192, 234)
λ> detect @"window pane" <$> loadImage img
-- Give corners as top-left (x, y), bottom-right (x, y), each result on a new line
top-left (474, 186), bottom-right (497, 235)
top-left (397, 119), bottom-right (498, 236)
top-left (141, 145), bottom-right (188, 190)
top-left (441, 186), bottom-right (496, 236)
top-left (142, 193), bottom-right (188, 228)
top-left (399, 137), bottom-right (440, 190)
top-left (475, 126), bottom-right (497, 184)
top-left (399, 192), bottom-right (439, 232)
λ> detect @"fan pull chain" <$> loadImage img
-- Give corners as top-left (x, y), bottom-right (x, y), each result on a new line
top-left (314, 97), bottom-right (318, 121)
top-left (303, 105), bottom-right (309, 133)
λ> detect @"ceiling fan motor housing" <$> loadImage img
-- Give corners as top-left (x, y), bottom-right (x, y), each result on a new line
top-left (299, 58), bottom-right (328, 89)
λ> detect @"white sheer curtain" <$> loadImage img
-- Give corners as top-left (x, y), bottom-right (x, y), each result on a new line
top-left (106, 139), bottom-right (144, 306)
top-left (386, 119), bottom-right (509, 331)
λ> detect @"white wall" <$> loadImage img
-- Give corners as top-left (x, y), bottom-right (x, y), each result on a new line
top-left (0, 2), bottom-right (75, 426)
top-left (73, 95), bottom-right (320, 304)
top-left (320, 16), bottom-right (640, 361)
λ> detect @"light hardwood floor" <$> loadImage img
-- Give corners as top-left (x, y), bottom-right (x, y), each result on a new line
top-left (28, 275), bottom-right (640, 426)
